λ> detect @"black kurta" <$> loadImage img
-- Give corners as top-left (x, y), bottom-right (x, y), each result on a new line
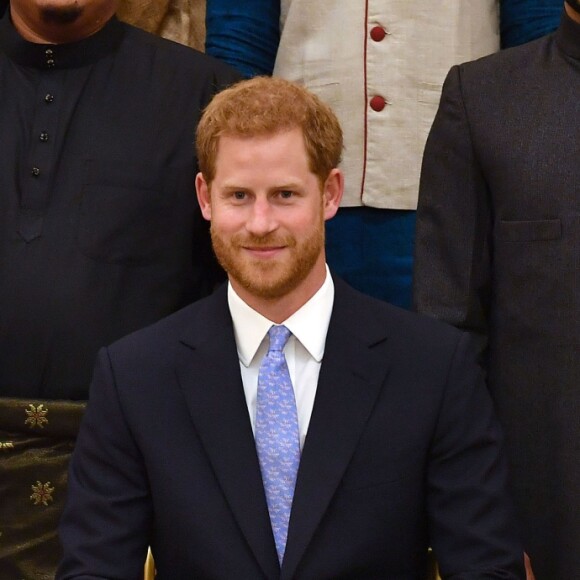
top-left (414, 11), bottom-right (579, 579)
top-left (0, 14), bottom-right (238, 400)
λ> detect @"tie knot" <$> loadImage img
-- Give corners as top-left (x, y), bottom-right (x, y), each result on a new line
top-left (267, 325), bottom-right (291, 353)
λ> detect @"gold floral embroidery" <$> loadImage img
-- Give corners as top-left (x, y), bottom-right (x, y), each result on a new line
top-left (24, 403), bottom-right (49, 429)
top-left (0, 442), bottom-right (15, 450)
top-left (30, 481), bottom-right (55, 506)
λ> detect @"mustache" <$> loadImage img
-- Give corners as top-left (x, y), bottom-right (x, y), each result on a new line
top-left (229, 233), bottom-right (297, 248)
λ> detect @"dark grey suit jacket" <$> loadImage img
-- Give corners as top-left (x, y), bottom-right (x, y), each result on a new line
top-left (58, 278), bottom-right (524, 579)
top-left (414, 11), bottom-right (579, 580)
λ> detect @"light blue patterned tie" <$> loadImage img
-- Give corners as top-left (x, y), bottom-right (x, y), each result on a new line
top-left (256, 325), bottom-right (301, 564)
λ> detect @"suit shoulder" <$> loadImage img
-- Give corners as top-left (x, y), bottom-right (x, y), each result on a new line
top-left (331, 281), bottom-right (477, 388)
top-left (107, 291), bottom-right (220, 360)
top-left (455, 32), bottom-right (555, 87)
top-left (334, 279), bottom-right (464, 351)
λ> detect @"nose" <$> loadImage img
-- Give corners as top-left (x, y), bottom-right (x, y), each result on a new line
top-left (245, 197), bottom-right (277, 237)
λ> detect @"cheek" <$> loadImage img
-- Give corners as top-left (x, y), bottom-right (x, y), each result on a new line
top-left (285, 212), bottom-right (324, 238)
top-left (211, 208), bottom-right (246, 235)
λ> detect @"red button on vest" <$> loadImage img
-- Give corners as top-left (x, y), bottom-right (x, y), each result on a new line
top-left (370, 26), bottom-right (387, 42)
top-left (370, 95), bottom-right (386, 112)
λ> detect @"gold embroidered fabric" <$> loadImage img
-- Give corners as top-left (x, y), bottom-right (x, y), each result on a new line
top-left (0, 397), bottom-right (85, 580)
top-left (117, 0), bottom-right (206, 52)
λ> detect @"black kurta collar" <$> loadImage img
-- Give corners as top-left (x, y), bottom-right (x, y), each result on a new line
top-left (0, 12), bottom-right (125, 69)
top-left (556, 8), bottom-right (580, 60)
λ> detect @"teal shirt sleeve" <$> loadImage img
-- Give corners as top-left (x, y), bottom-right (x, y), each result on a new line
top-left (205, 0), bottom-right (280, 77)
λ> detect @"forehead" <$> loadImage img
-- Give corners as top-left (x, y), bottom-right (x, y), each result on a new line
top-left (213, 128), bottom-right (312, 178)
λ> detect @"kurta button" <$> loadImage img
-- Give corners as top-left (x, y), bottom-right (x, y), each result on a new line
top-left (31, 167), bottom-right (41, 177)
top-left (46, 59), bottom-right (55, 68)
top-left (370, 95), bottom-right (387, 112)
top-left (40, 131), bottom-right (49, 142)
top-left (45, 48), bottom-right (54, 56)
top-left (44, 93), bottom-right (54, 103)
top-left (370, 26), bottom-right (387, 42)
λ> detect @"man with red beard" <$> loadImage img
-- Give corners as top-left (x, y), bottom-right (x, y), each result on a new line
top-left (58, 77), bottom-right (525, 579)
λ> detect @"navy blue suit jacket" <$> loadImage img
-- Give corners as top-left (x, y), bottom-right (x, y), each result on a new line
top-left (58, 278), bottom-right (524, 579)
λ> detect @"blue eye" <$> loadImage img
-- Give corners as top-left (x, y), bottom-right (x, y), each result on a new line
top-left (233, 191), bottom-right (246, 200)
top-left (279, 190), bottom-right (293, 199)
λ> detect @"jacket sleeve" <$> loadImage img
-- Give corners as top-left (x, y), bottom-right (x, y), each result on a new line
top-left (205, 0), bottom-right (280, 77)
top-left (427, 332), bottom-right (525, 579)
top-left (413, 64), bottom-right (492, 364)
top-left (56, 348), bottom-right (151, 579)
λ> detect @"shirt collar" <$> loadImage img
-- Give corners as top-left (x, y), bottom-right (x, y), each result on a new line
top-left (0, 12), bottom-right (125, 69)
top-left (556, 8), bottom-right (580, 61)
top-left (228, 266), bottom-right (335, 367)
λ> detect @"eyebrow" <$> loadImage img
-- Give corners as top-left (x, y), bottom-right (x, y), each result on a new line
top-left (220, 182), bottom-right (303, 192)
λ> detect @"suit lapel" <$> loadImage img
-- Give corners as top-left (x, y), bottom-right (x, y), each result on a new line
top-left (281, 280), bottom-right (392, 580)
top-left (176, 286), bottom-right (279, 579)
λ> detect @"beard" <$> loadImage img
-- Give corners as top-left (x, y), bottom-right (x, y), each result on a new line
top-left (40, 2), bottom-right (83, 25)
top-left (211, 221), bottom-right (325, 301)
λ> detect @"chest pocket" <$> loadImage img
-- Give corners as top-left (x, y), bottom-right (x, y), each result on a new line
top-left (77, 159), bottom-right (182, 265)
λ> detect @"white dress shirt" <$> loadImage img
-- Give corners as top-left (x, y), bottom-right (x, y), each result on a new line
top-left (228, 267), bottom-right (334, 450)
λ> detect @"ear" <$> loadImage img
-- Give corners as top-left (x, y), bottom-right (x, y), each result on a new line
top-left (195, 172), bottom-right (212, 221)
top-left (322, 168), bottom-right (344, 221)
